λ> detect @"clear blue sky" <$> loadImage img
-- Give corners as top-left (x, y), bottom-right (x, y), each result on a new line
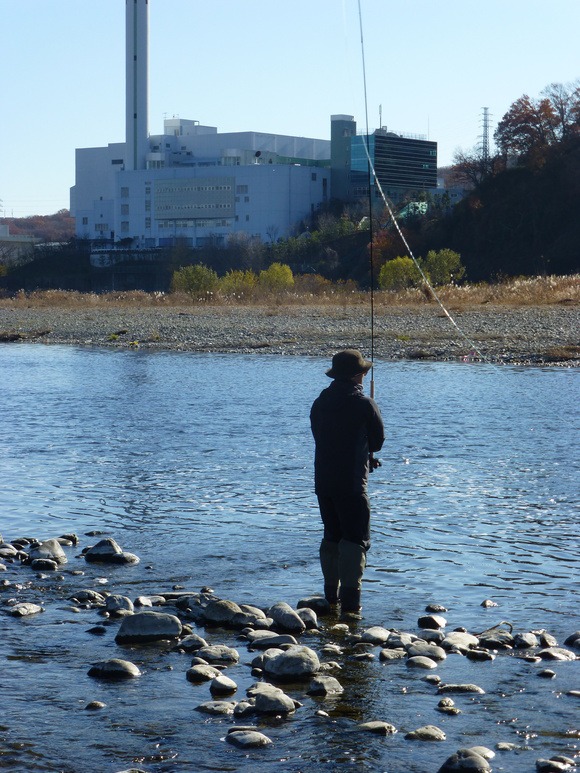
top-left (1, 0), bottom-right (578, 217)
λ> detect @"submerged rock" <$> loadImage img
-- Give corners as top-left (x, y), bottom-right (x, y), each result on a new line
top-left (84, 537), bottom-right (139, 565)
top-left (359, 721), bottom-right (397, 735)
top-left (88, 658), bottom-right (141, 679)
top-left (405, 724), bottom-right (446, 741)
top-left (250, 683), bottom-right (297, 714)
top-left (538, 646), bottom-right (577, 661)
top-left (226, 730), bottom-right (272, 748)
top-left (195, 701), bottom-right (236, 716)
top-left (196, 644), bottom-right (239, 665)
top-left (8, 602), bottom-right (44, 617)
top-left (438, 748), bottom-right (492, 771)
top-left (307, 674), bottom-right (344, 696)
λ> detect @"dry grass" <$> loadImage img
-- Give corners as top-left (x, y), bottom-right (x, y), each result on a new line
top-left (0, 275), bottom-right (578, 310)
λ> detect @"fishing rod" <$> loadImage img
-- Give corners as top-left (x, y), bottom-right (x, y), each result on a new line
top-left (356, 0), bottom-right (488, 366)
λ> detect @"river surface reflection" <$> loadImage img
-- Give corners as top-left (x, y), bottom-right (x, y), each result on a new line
top-left (1, 346), bottom-right (578, 772)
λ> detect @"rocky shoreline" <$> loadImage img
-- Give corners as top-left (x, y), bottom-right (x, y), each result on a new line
top-left (2, 532), bottom-right (579, 773)
top-left (0, 303), bottom-right (579, 366)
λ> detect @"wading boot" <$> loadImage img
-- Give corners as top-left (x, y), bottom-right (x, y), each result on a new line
top-left (338, 539), bottom-right (366, 617)
top-left (319, 538), bottom-right (340, 605)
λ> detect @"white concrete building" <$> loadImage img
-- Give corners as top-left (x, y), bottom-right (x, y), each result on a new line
top-left (70, 0), bottom-right (330, 249)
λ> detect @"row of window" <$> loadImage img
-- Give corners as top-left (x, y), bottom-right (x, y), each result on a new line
top-left (156, 184), bottom-right (232, 194)
top-left (156, 203), bottom-right (233, 211)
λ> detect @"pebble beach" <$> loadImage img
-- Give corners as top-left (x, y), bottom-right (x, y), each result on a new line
top-left (0, 302), bottom-right (579, 366)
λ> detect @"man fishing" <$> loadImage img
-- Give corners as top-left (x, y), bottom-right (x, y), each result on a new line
top-left (310, 349), bottom-right (385, 616)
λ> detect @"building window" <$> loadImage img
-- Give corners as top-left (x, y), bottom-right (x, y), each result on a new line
top-left (121, 204), bottom-right (129, 216)
top-left (121, 187), bottom-right (129, 198)
top-left (145, 200), bottom-right (151, 212)
top-left (145, 217), bottom-right (151, 229)
top-left (245, 215), bottom-right (250, 222)
top-left (95, 223), bottom-right (109, 232)
top-left (236, 185), bottom-right (248, 194)
top-left (82, 217), bottom-right (88, 225)
top-left (121, 221), bottom-right (129, 233)
top-left (311, 173), bottom-right (317, 181)
top-left (145, 186), bottom-right (151, 194)
top-left (244, 196), bottom-right (250, 203)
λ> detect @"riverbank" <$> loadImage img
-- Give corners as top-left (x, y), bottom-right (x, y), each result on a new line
top-left (0, 301), bottom-right (578, 366)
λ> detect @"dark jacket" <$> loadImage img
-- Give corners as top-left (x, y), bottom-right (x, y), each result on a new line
top-left (310, 379), bottom-right (385, 495)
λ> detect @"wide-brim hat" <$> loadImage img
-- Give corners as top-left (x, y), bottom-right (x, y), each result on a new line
top-left (326, 349), bottom-right (373, 378)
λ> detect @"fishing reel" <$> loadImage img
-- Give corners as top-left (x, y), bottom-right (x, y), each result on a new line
top-left (369, 455), bottom-right (381, 472)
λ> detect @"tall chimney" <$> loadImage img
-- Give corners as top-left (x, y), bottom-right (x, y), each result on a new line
top-left (126, 0), bottom-right (148, 171)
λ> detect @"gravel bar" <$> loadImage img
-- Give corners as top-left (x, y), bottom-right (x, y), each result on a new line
top-left (0, 303), bottom-right (578, 366)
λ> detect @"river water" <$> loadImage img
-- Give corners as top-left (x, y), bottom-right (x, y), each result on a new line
top-left (1, 345), bottom-right (578, 772)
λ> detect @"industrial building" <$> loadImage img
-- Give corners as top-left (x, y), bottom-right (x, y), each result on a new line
top-left (70, 0), bottom-right (330, 251)
top-left (331, 114), bottom-right (437, 205)
top-left (70, 1), bottom-right (437, 254)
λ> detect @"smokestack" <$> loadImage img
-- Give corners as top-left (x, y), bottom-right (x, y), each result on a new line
top-left (126, 0), bottom-right (149, 171)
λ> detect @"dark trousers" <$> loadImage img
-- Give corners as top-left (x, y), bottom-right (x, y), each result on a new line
top-left (317, 492), bottom-right (371, 552)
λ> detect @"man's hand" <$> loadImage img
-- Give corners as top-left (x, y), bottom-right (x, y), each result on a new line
top-left (369, 455), bottom-right (381, 472)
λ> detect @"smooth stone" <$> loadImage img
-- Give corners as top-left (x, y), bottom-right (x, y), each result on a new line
top-left (251, 684), bottom-right (297, 714)
top-left (351, 652), bottom-right (375, 661)
top-left (233, 701), bottom-right (256, 717)
top-left (115, 611), bottom-right (182, 644)
top-left (441, 632), bottom-right (480, 653)
top-left (329, 623), bottom-right (350, 633)
top-left (196, 645), bottom-right (239, 664)
top-left (86, 625), bottom-right (107, 636)
top-left (84, 537), bottom-right (123, 561)
top-left (29, 538), bottom-right (67, 565)
top-left (0, 545), bottom-right (18, 558)
top-left (88, 658), bottom-right (141, 679)
top-left (481, 599), bottom-right (498, 608)
top-left (423, 675), bottom-right (442, 685)
top-left (249, 634), bottom-right (298, 650)
top-left (379, 648), bottom-right (407, 662)
top-left (321, 644), bottom-right (343, 655)
top-left (9, 602), bottom-right (44, 617)
top-left (386, 632), bottom-right (419, 648)
top-left (465, 648), bottom-right (496, 662)
top-left (134, 595), bottom-right (164, 607)
top-left (186, 665), bottom-right (221, 683)
top-left (468, 746), bottom-right (495, 760)
top-left (245, 629), bottom-right (278, 643)
top-left (539, 632), bottom-right (559, 647)
top-left (85, 701), bottom-right (106, 710)
top-left (359, 721), bottom-right (397, 735)
top-left (361, 626), bottom-right (391, 645)
top-left (106, 594), bottom-right (134, 613)
top-left (418, 614), bottom-right (447, 630)
top-left (307, 674), bottom-right (344, 696)
top-left (239, 604), bottom-right (267, 619)
top-left (195, 701), bottom-right (236, 716)
top-left (513, 632), bottom-right (539, 648)
top-left (407, 656), bottom-right (438, 669)
top-left (226, 730), bottom-right (272, 749)
top-left (438, 748), bottom-right (492, 771)
top-left (538, 647), bottom-right (577, 661)
top-left (71, 589), bottom-right (106, 605)
top-left (263, 645), bottom-right (320, 680)
top-left (438, 683), bottom-right (485, 694)
top-left (267, 601), bottom-right (306, 634)
top-left (210, 674), bottom-right (238, 695)
top-left (203, 598), bottom-right (244, 625)
top-left (30, 558), bottom-right (58, 571)
top-left (296, 607), bottom-right (318, 629)
top-left (425, 603), bottom-right (448, 613)
top-left (296, 595), bottom-right (332, 615)
top-left (535, 760), bottom-right (573, 772)
top-left (405, 724), bottom-right (446, 741)
top-left (478, 631), bottom-right (514, 649)
top-left (538, 669), bottom-right (556, 679)
top-left (407, 642), bottom-right (447, 661)
top-left (176, 633), bottom-right (208, 651)
top-left (563, 631), bottom-right (580, 648)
